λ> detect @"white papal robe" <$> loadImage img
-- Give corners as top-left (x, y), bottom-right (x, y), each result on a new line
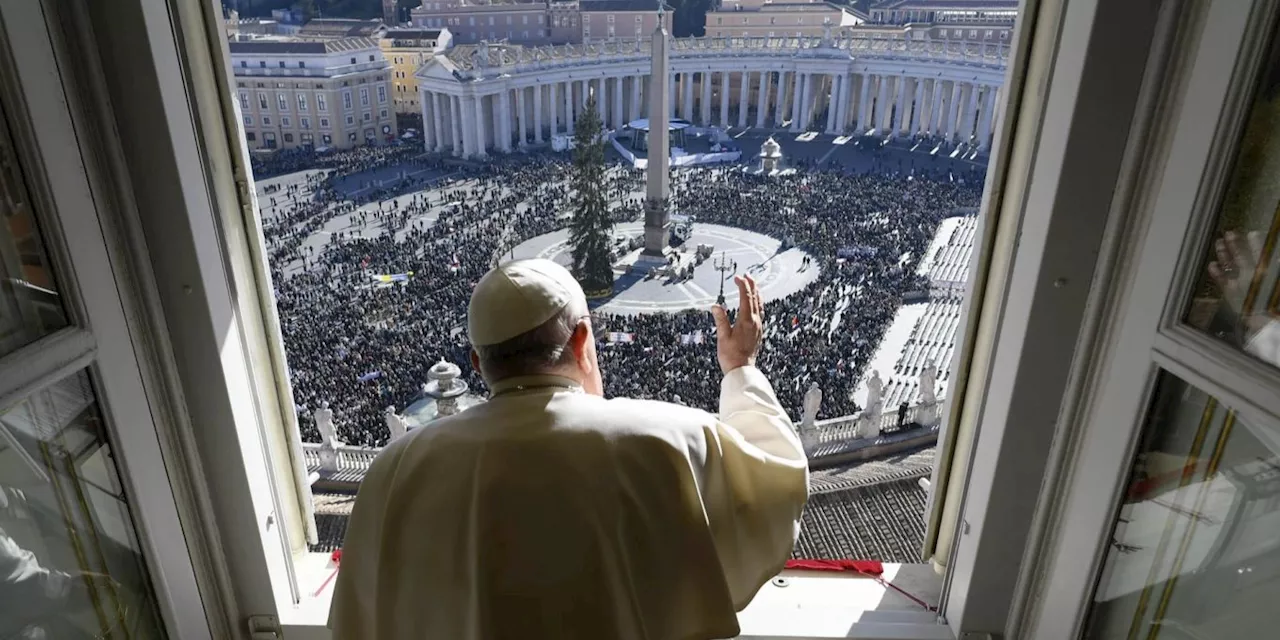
top-left (329, 365), bottom-right (809, 640)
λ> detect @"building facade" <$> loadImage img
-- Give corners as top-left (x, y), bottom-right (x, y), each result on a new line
top-left (866, 0), bottom-right (1017, 42)
top-left (381, 28), bottom-right (454, 114)
top-left (410, 0), bottom-right (552, 45)
top-left (229, 38), bottom-right (399, 151)
top-left (415, 33), bottom-right (1006, 158)
top-left (579, 0), bottom-right (673, 43)
top-left (703, 0), bottom-right (863, 39)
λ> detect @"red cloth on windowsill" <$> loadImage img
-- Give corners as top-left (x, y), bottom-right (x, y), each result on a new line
top-left (783, 559), bottom-right (884, 575)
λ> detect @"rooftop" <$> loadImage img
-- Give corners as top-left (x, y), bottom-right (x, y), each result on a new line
top-left (297, 18), bottom-right (387, 38)
top-left (228, 37), bottom-right (383, 55)
top-left (384, 28), bottom-right (445, 40)
top-left (872, 0), bottom-right (1019, 9)
top-left (579, 0), bottom-right (672, 11)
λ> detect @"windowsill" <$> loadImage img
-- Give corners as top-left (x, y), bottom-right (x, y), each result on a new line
top-left (280, 551), bottom-right (951, 639)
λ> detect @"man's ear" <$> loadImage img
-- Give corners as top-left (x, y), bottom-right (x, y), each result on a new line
top-left (470, 349), bottom-right (482, 376)
top-left (571, 319), bottom-right (594, 370)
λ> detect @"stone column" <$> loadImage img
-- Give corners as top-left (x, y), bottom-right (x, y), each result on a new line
top-left (460, 95), bottom-right (475, 157)
top-left (596, 78), bottom-right (606, 121)
top-left (936, 78), bottom-right (947, 133)
top-left (947, 80), bottom-right (963, 141)
top-left (549, 82), bottom-right (559, 136)
top-left (825, 74), bottom-right (838, 134)
top-left (613, 75), bottom-right (624, 129)
top-left (895, 77), bottom-right (909, 135)
top-left (756, 71), bottom-right (772, 128)
top-left (977, 85), bottom-right (996, 150)
top-left (737, 71), bottom-right (750, 128)
top-left (856, 74), bottom-right (872, 132)
top-left (682, 73), bottom-right (694, 122)
top-left (421, 91), bottom-right (434, 152)
top-left (565, 81), bottom-right (575, 134)
top-left (889, 75), bottom-right (905, 134)
top-left (700, 72), bottom-right (712, 125)
top-left (511, 88), bottom-right (524, 147)
top-left (631, 75), bottom-right (641, 122)
top-left (789, 71), bottom-right (803, 131)
top-left (431, 92), bottom-right (445, 152)
top-left (473, 94), bottom-right (488, 157)
top-left (877, 75), bottom-right (892, 131)
top-left (774, 71), bottom-right (788, 127)
top-left (451, 96), bottom-right (463, 156)
top-left (907, 79), bottom-right (922, 134)
top-left (962, 82), bottom-right (980, 141)
top-left (669, 73), bottom-right (676, 117)
top-left (534, 84), bottom-right (544, 142)
top-left (719, 71), bottom-right (730, 126)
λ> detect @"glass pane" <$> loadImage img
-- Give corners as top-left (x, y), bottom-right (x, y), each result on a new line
top-left (0, 110), bottom-right (69, 356)
top-left (1086, 372), bottom-right (1280, 640)
top-left (1185, 29), bottom-right (1280, 371)
top-left (0, 370), bottom-right (166, 639)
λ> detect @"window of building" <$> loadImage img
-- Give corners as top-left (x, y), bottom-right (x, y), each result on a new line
top-left (259, 60), bottom-right (266, 68)
top-left (362, 111), bottom-right (371, 121)
top-left (242, 114), bottom-right (252, 126)
top-left (538, 14), bottom-right (544, 24)
top-left (368, 55), bottom-right (375, 62)
top-left (360, 87), bottom-right (369, 106)
top-left (278, 61), bottom-right (285, 68)
top-left (506, 16), bottom-right (512, 25)
top-left (469, 16), bottom-right (474, 25)
top-left (350, 57), bottom-right (356, 64)
top-left (239, 92), bottom-right (248, 109)
top-left (522, 15), bottom-right (528, 25)
top-left (1000, 30), bottom-right (1009, 39)
top-left (317, 93), bottom-right (328, 112)
top-left (283, 133), bottom-right (293, 143)
top-left (523, 30), bottom-right (529, 38)
top-left (343, 90), bottom-right (353, 110)
top-left (300, 117), bottom-right (310, 129)
top-left (297, 94), bottom-right (308, 111)
top-left (277, 93), bottom-right (288, 110)
top-left (346, 114), bottom-right (354, 125)
top-left (985, 29), bottom-right (994, 38)
top-left (607, 14), bottom-right (615, 23)
top-left (377, 85), bottom-right (387, 103)
top-left (299, 61), bottom-right (305, 68)
top-left (263, 131), bottom-right (277, 148)
top-left (280, 116), bottom-right (290, 127)
top-left (323, 133), bottom-right (333, 144)
top-left (320, 117), bottom-right (330, 128)
top-left (258, 92), bottom-right (268, 109)
top-left (742, 17), bottom-right (748, 24)
top-left (240, 60), bottom-right (247, 68)
top-left (379, 109), bottom-right (388, 118)
top-left (246, 131), bottom-right (256, 141)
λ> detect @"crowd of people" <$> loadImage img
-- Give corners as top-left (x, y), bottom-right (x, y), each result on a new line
top-left (254, 145), bottom-right (982, 447)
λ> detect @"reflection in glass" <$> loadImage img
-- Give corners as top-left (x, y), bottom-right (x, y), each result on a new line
top-left (0, 371), bottom-right (166, 639)
top-left (0, 112), bottom-right (68, 356)
top-left (1086, 373), bottom-right (1280, 640)
top-left (1186, 32), bottom-right (1280, 369)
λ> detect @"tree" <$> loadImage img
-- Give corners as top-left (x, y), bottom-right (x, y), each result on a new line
top-left (568, 97), bottom-right (615, 294)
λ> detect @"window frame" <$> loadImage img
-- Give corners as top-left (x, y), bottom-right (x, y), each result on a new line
top-left (67, 0), bottom-right (1193, 637)
top-left (1018, 0), bottom-right (1280, 636)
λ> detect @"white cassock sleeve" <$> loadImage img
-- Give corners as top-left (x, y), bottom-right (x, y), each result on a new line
top-left (701, 365), bottom-right (810, 610)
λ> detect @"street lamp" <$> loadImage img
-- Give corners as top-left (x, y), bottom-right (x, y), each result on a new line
top-left (713, 251), bottom-right (737, 306)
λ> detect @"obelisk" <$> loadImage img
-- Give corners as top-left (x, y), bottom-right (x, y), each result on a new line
top-left (642, 7), bottom-right (671, 257)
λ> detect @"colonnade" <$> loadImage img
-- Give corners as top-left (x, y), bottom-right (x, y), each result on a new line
top-left (421, 67), bottom-right (1001, 159)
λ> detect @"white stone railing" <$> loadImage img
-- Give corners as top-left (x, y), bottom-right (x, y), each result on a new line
top-left (302, 442), bottom-right (381, 472)
top-left (448, 34), bottom-right (1010, 79)
top-left (811, 400), bottom-right (941, 444)
top-left (303, 401), bottom-right (942, 478)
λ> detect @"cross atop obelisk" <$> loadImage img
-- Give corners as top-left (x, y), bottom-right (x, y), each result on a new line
top-left (642, 6), bottom-right (671, 257)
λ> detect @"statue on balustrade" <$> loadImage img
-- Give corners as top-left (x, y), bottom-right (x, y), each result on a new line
top-left (859, 370), bottom-right (885, 440)
top-left (801, 382), bottom-right (822, 429)
top-left (918, 360), bottom-right (939, 426)
top-left (385, 405), bottom-right (409, 442)
top-left (315, 400), bottom-right (343, 449)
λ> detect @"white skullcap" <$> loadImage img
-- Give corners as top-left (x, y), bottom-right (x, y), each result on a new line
top-left (468, 259), bottom-right (588, 347)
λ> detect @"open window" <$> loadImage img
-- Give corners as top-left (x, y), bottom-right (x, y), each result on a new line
top-left (0, 0), bottom-right (1229, 637)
